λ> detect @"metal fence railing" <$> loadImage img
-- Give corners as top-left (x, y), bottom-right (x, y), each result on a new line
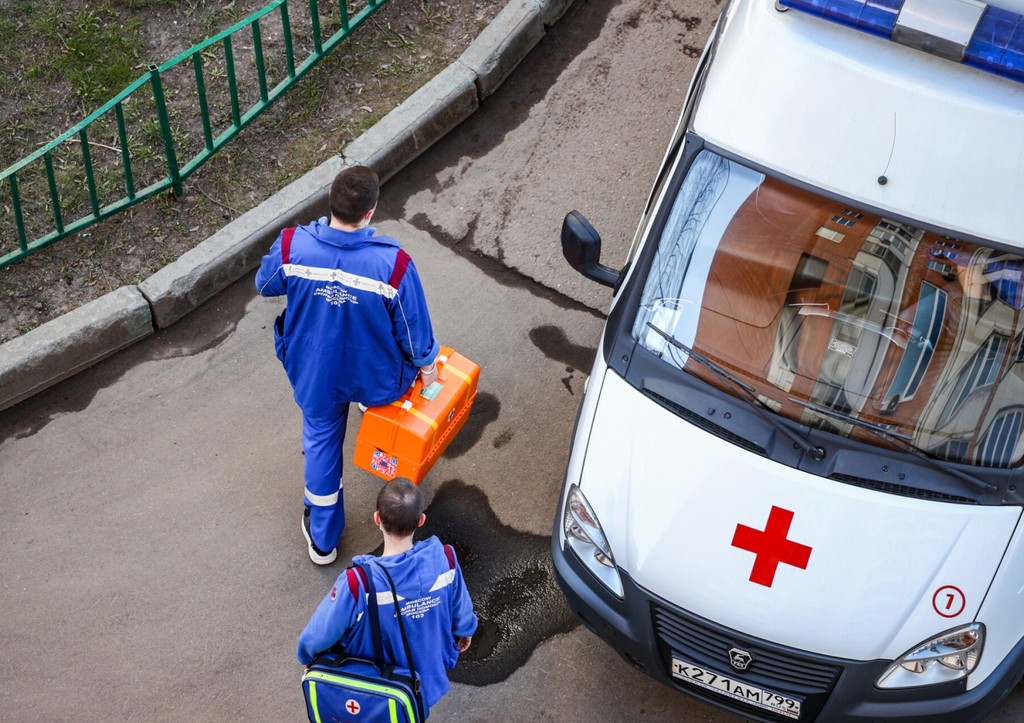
top-left (0, 0), bottom-right (390, 270)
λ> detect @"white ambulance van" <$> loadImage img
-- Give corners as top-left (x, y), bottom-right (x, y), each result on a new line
top-left (552, 0), bottom-right (1024, 720)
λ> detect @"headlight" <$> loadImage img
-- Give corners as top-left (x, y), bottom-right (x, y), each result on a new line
top-left (562, 484), bottom-right (623, 597)
top-left (877, 624), bottom-right (984, 689)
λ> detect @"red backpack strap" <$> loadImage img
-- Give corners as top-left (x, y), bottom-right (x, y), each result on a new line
top-left (443, 544), bottom-right (456, 570)
top-left (388, 248), bottom-right (411, 290)
top-left (280, 227), bottom-right (296, 265)
top-left (345, 566), bottom-right (369, 600)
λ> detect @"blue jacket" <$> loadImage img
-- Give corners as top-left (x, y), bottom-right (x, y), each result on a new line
top-left (297, 537), bottom-right (478, 712)
top-left (255, 219), bottom-right (439, 416)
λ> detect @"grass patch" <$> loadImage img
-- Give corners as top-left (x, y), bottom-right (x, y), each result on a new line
top-left (5, 2), bottom-right (146, 115)
top-left (0, 2), bottom-right (145, 170)
top-left (56, 6), bottom-right (145, 112)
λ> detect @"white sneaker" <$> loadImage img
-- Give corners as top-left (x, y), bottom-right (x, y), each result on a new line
top-left (302, 509), bottom-right (337, 565)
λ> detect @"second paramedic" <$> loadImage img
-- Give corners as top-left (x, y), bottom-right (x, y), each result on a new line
top-left (255, 165), bottom-right (439, 565)
top-left (297, 479), bottom-right (477, 716)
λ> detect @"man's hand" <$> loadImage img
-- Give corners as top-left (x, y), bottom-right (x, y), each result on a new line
top-left (419, 362), bottom-right (438, 386)
top-left (456, 636), bottom-right (472, 653)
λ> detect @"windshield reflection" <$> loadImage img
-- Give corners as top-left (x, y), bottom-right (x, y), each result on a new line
top-left (634, 150), bottom-right (1024, 469)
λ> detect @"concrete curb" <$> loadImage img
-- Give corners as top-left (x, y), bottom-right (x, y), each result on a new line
top-left (343, 62), bottom-right (479, 185)
top-left (140, 157), bottom-right (345, 329)
top-left (0, 286), bottom-right (153, 411)
top-left (458, 0), bottom-right (546, 99)
top-left (0, 0), bottom-right (576, 413)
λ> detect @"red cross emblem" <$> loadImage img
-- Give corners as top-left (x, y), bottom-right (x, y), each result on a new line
top-left (345, 699), bottom-right (361, 715)
top-left (731, 506), bottom-right (812, 587)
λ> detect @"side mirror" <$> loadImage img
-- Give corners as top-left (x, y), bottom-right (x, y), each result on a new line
top-left (561, 211), bottom-right (620, 288)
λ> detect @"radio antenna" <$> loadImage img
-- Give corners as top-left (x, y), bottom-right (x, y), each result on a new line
top-left (878, 112), bottom-right (896, 186)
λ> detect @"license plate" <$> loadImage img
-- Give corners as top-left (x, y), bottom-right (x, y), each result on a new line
top-left (671, 657), bottom-right (802, 719)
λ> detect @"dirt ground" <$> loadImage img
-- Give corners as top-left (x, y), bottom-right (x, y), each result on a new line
top-left (0, 0), bottom-right (500, 344)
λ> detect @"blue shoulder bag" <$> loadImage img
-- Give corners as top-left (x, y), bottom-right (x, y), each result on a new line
top-left (301, 562), bottom-right (426, 722)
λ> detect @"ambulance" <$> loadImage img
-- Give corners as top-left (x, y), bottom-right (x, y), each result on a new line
top-left (551, 0), bottom-right (1024, 720)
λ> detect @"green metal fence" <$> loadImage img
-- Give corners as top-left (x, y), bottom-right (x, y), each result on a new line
top-left (0, 0), bottom-right (390, 270)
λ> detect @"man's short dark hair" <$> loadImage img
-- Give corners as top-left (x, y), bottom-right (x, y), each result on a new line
top-left (329, 165), bottom-right (379, 224)
top-left (376, 479), bottom-right (424, 537)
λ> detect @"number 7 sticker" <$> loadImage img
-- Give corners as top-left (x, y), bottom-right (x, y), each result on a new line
top-left (932, 585), bottom-right (966, 618)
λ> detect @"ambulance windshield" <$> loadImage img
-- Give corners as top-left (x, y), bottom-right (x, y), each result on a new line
top-left (633, 150), bottom-right (1024, 469)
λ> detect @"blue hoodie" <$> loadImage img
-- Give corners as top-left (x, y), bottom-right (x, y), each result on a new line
top-left (255, 219), bottom-right (439, 417)
top-left (297, 537), bottom-right (478, 713)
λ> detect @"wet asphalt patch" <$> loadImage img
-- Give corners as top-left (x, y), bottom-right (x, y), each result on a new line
top-left (529, 324), bottom-right (598, 395)
top-left (442, 391), bottom-right (499, 459)
top-left (416, 479), bottom-right (578, 686)
top-left (395, 209), bottom-right (602, 317)
top-left (528, 324), bottom-right (597, 373)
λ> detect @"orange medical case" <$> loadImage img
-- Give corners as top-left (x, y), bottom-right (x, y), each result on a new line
top-left (353, 347), bottom-right (479, 484)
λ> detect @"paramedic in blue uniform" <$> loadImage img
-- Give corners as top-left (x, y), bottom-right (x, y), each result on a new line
top-left (297, 479), bottom-right (477, 716)
top-left (256, 165), bottom-right (440, 565)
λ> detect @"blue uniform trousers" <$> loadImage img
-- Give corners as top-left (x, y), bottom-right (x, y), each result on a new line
top-left (302, 405), bottom-right (350, 551)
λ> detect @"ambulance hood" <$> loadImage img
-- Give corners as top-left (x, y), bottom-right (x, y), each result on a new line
top-left (696, 0), bottom-right (1024, 249)
top-left (580, 372), bottom-right (1022, 661)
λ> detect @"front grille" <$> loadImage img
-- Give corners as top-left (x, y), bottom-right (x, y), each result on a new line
top-left (652, 603), bottom-right (842, 721)
top-left (644, 390), bottom-right (767, 457)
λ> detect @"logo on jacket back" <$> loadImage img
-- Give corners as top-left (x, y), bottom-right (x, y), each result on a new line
top-left (315, 285), bottom-right (359, 306)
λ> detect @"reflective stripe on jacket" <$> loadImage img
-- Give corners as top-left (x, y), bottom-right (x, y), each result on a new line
top-left (256, 219), bottom-right (439, 416)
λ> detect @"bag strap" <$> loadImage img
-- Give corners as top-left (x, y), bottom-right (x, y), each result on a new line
top-left (280, 227), bottom-right (296, 265)
top-left (443, 544), bottom-right (455, 570)
top-left (355, 562), bottom-right (386, 666)
top-left (376, 563), bottom-right (423, 703)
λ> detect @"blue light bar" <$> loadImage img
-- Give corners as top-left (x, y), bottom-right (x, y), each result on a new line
top-left (965, 6), bottom-right (1024, 82)
top-left (777, 0), bottom-right (903, 38)
top-left (778, 0), bottom-right (1024, 86)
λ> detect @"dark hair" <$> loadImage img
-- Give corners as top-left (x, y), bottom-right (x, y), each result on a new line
top-left (329, 165), bottom-right (379, 224)
top-left (376, 479), bottom-right (424, 537)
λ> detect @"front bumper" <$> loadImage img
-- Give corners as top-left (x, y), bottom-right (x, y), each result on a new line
top-left (550, 523), bottom-right (1024, 722)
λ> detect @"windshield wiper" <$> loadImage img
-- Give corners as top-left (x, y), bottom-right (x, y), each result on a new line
top-left (646, 322), bottom-right (825, 461)
top-left (789, 398), bottom-right (914, 441)
top-left (788, 398), bottom-right (997, 493)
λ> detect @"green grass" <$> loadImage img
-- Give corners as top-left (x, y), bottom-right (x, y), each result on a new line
top-left (59, 7), bottom-right (144, 111)
top-left (0, 1), bottom-right (145, 172)
top-left (0, 2), bottom-right (145, 113)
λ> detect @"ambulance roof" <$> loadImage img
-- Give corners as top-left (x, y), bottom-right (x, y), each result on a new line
top-left (692, 0), bottom-right (1024, 248)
